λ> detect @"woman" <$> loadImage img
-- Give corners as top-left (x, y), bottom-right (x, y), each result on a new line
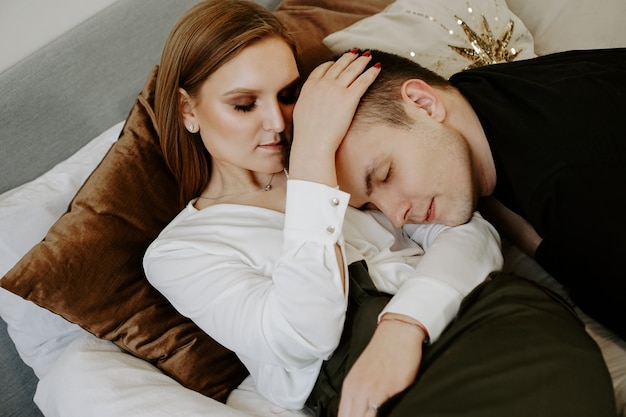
top-left (144, 1), bottom-right (616, 417)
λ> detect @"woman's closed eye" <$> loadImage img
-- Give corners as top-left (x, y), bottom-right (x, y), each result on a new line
top-left (232, 88), bottom-right (297, 113)
top-left (234, 98), bottom-right (257, 112)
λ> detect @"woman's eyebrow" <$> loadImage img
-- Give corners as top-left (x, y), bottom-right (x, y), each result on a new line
top-left (223, 77), bottom-right (301, 97)
top-left (223, 87), bottom-right (260, 96)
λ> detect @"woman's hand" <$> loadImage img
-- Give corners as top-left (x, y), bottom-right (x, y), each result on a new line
top-left (288, 50), bottom-right (380, 187)
top-left (337, 313), bottom-right (425, 417)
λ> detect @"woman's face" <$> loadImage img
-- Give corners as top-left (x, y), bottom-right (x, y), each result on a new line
top-left (186, 37), bottom-right (299, 174)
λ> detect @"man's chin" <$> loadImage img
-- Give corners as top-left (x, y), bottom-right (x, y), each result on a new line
top-left (439, 209), bottom-right (474, 227)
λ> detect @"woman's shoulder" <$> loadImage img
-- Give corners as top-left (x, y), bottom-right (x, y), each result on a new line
top-left (172, 201), bottom-right (281, 227)
top-left (147, 202), bottom-right (283, 252)
top-left (143, 202), bottom-right (285, 280)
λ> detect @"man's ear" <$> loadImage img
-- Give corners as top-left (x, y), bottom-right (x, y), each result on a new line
top-left (178, 87), bottom-right (196, 127)
top-left (400, 79), bottom-right (446, 123)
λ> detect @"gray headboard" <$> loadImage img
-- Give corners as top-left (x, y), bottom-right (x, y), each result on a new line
top-left (0, 0), bottom-right (280, 194)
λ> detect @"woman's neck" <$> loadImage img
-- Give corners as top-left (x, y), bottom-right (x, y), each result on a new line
top-left (194, 168), bottom-right (287, 212)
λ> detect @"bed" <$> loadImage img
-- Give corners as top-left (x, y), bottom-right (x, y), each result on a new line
top-left (1, 0), bottom-right (625, 416)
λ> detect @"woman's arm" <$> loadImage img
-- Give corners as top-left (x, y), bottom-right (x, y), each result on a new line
top-left (144, 190), bottom-right (348, 409)
top-left (361, 210), bottom-right (503, 342)
top-left (338, 211), bottom-right (503, 416)
top-left (288, 50), bottom-right (380, 188)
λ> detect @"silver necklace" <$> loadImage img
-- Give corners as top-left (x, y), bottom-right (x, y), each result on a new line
top-left (197, 173), bottom-right (275, 201)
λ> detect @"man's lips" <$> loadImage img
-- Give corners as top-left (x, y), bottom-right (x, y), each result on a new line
top-left (424, 198), bottom-right (435, 222)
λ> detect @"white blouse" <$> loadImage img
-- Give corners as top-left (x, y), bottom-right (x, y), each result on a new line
top-left (144, 179), bottom-right (502, 409)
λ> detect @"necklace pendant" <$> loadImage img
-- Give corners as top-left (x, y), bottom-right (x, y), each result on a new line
top-left (264, 184), bottom-right (272, 191)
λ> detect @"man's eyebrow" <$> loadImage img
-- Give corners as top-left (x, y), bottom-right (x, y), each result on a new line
top-left (365, 162), bottom-right (375, 197)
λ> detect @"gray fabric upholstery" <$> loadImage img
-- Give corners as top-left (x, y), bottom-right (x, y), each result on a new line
top-left (0, 0), bottom-right (196, 193)
top-left (0, 317), bottom-right (43, 417)
top-left (0, 0), bottom-right (280, 194)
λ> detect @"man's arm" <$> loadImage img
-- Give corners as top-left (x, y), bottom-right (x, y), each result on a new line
top-left (478, 196), bottom-right (542, 258)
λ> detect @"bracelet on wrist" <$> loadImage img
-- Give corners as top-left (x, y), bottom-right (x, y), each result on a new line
top-left (377, 317), bottom-right (431, 344)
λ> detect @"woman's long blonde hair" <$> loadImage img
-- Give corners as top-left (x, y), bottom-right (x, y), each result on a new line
top-left (154, 0), bottom-right (297, 207)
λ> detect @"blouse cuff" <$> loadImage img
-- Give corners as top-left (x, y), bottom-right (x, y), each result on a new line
top-left (283, 180), bottom-right (350, 245)
top-left (379, 277), bottom-right (462, 343)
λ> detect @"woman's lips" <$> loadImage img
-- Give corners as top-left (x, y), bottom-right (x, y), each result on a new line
top-left (258, 142), bottom-right (283, 152)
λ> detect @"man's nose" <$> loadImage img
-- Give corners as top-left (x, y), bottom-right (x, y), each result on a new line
top-left (375, 197), bottom-right (408, 228)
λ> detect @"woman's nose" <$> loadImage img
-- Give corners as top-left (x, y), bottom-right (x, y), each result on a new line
top-left (263, 101), bottom-right (287, 132)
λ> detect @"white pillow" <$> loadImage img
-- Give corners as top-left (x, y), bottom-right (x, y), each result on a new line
top-left (323, 0), bottom-right (536, 79)
top-left (35, 334), bottom-right (254, 417)
top-left (505, 0), bottom-right (626, 55)
top-left (0, 121), bottom-right (123, 378)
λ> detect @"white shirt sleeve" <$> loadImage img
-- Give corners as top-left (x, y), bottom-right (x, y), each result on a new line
top-left (143, 180), bottom-right (350, 409)
top-left (344, 210), bottom-right (503, 343)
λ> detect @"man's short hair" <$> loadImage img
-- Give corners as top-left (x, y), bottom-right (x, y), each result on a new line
top-left (350, 50), bottom-right (453, 131)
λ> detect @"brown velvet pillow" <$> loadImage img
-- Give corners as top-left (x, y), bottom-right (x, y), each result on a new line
top-left (274, 0), bottom-right (394, 77)
top-left (0, 66), bottom-right (248, 402)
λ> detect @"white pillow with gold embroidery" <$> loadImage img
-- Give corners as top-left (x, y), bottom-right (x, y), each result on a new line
top-left (322, 0), bottom-right (536, 79)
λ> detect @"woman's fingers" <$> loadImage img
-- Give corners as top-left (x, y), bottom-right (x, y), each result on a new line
top-left (347, 59), bottom-right (380, 96)
top-left (323, 49), bottom-right (362, 79)
top-left (310, 49), bottom-right (379, 88)
top-left (308, 49), bottom-right (359, 79)
top-left (331, 50), bottom-right (376, 88)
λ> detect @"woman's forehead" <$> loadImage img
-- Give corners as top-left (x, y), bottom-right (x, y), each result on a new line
top-left (204, 38), bottom-right (298, 94)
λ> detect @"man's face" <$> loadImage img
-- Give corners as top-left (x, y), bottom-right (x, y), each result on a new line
top-left (336, 118), bottom-right (478, 227)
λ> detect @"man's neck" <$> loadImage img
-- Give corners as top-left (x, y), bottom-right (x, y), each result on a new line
top-left (443, 89), bottom-right (497, 196)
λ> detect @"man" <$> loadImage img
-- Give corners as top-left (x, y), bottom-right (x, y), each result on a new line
top-left (335, 48), bottom-right (626, 340)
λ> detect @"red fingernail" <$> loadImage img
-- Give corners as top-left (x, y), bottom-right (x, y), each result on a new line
top-left (362, 51), bottom-right (371, 57)
top-left (374, 62), bottom-right (381, 69)
top-left (349, 48), bottom-right (359, 54)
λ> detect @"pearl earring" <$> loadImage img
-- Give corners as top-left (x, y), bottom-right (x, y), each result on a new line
top-left (187, 123), bottom-right (195, 133)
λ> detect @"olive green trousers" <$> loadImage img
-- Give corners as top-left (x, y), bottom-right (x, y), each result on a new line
top-left (307, 261), bottom-right (616, 417)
